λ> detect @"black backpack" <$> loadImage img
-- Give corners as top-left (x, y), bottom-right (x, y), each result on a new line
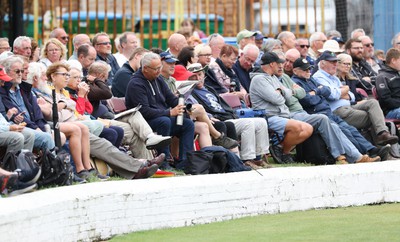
top-left (1, 150), bottom-right (41, 174)
top-left (296, 133), bottom-right (335, 165)
top-left (37, 149), bottom-right (73, 187)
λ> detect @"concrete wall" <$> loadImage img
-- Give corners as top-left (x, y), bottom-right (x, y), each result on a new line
top-left (1, 161), bottom-right (400, 242)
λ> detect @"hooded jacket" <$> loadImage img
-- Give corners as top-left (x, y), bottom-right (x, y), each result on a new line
top-left (249, 67), bottom-right (292, 118)
top-left (125, 68), bottom-right (178, 120)
top-left (375, 64), bottom-right (400, 113)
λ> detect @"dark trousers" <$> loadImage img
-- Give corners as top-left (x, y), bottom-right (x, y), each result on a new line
top-left (99, 126), bottom-right (124, 148)
top-left (147, 116), bottom-right (195, 168)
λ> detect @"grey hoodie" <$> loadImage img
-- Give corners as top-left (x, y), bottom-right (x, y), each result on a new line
top-left (249, 67), bottom-right (292, 118)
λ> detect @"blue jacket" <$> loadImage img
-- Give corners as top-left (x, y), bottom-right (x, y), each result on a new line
top-left (112, 62), bottom-right (135, 97)
top-left (125, 68), bottom-right (179, 120)
top-left (232, 60), bottom-right (252, 93)
top-left (291, 75), bottom-right (333, 117)
top-left (0, 82), bottom-right (47, 131)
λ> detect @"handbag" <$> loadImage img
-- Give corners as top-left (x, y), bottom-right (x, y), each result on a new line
top-left (184, 150), bottom-right (213, 175)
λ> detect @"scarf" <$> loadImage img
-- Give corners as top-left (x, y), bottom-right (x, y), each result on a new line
top-left (216, 58), bottom-right (241, 91)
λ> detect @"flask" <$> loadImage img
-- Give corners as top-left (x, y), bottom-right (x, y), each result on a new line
top-left (176, 94), bottom-right (184, 126)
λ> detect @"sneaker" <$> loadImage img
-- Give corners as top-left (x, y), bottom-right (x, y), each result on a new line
top-left (15, 167), bottom-right (41, 185)
top-left (244, 160), bottom-right (262, 169)
top-left (356, 154), bottom-right (381, 163)
top-left (76, 169), bottom-right (91, 180)
top-left (212, 132), bottom-right (238, 149)
top-left (88, 169), bottom-right (110, 181)
top-left (8, 181), bottom-right (38, 196)
top-left (159, 161), bottom-right (174, 171)
top-left (281, 153), bottom-right (294, 164)
top-left (369, 145), bottom-right (390, 161)
top-left (270, 144), bottom-right (283, 164)
top-left (72, 174), bottom-right (87, 184)
top-left (146, 135), bottom-right (172, 150)
top-left (336, 155), bottom-right (348, 165)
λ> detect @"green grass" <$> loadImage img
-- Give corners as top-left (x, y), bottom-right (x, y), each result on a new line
top-left (111, 203), bottom-right (400, 242)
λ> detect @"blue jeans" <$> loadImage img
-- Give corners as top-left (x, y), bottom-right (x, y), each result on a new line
top-left (330, 114), bottom-right (375, 154)
top-left (147, 116), bottom-right (194, 167)
top-left (291, 111), bottom-right (361, 163)
top-left (32, 129), bottom-right (55, 150)
top-left (386, 108), bottom-right (400, 119)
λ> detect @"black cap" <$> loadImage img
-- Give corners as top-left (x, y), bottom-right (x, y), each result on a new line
top-left (319, 51), bottom-right (338, 61)
top-left (260, 52), bottom-right (285, 65)
top-left (293, 58), bottom-right (311, 70)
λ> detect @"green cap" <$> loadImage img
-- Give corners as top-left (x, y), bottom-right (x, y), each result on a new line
top-left (236, 29), bottom-right (257, 45)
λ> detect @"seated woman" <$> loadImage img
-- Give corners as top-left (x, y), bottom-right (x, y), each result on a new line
top-left (208, 44), bottom-right (247, 101)
top-left (65, 60), bottom-right (171, 160)
top-left (39, 38), bottom-right (67, 67)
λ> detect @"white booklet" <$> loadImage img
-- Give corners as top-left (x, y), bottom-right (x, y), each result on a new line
top-left (113, 104), bottom-right (142, 120)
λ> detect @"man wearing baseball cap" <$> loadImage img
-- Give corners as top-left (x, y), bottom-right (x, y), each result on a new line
top-left (249, 52), bottom-right (313, 163)
top-left (313, 51), bottom-right (398, 146)
top-left (291, 57), bottom-right (390, 161)
top-left (236, 29), bottom-right (257, 50)
top-left (159, 51), bottom-right (180, 94)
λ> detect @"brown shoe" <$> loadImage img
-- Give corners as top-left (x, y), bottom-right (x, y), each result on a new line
top-left (376, 131), bottom-right (398, 146)
top-left (252, 159), bottom-right (273, 168)
top-left (133, 164), bottom-right (159, 179)
top-left (336, 155), bottom-right (348, 165)
top-left (244, 161), bottom-right (262, 169)
top-left (146, 153), bottom-right (166, 167)
top-left (356, 154), bottom-right (381, 163)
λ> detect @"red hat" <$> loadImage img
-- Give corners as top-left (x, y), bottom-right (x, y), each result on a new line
top-left (172, 65), bottom-right (195, 81)
top-left (0, 65), bottom-right (12, 82)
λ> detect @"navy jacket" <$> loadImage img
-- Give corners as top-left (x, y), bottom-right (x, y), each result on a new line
top-left (0, 82), bottom-right (47, 131)
top-left (375, 64), bottom-right (400, 113)
top-left (232, 60), bottom-right (252, 93)
top-left (291, 75), bottom-right (333, 117)
top-left (125, 68), bottom-right (178, 120)
top-left (204, 68), bottom-right (227, 94)
top-left (112, 62), bottom-right (135, 97)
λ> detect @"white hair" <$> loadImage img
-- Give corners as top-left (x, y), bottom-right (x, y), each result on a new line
top-left (27, 62), bottom-right (47, 84)
top-left (66, 59), bottom-right (83, 72)
top-left (13, 36), bottom-right (31, 48)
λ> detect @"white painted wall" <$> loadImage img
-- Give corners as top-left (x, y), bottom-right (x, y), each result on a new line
top-left (1, 161), bottom-right (400, 242)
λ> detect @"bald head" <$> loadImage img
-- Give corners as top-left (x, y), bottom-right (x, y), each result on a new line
top-left (72, 34), bottom-right (91, 52)
top-left (168, 33), bottom-right (188, 57)
top-left (283, 48), bottom-right (301, 76)
top-left (277, 31), bottom-right (296, 52)
top-left (239, 44), bottom-right (259, 71)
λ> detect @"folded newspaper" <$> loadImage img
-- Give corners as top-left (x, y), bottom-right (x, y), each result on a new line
top-left (175, 80), bottom-right (198, 100)
top-left (113, 104), bottom-right (142, 120)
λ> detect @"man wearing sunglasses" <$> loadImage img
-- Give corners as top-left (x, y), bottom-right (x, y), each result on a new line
top-left (360, 35), bottom-right (382, 73)
top-left (50, 27), bottom-right (69, 46)
top-left (93, 32), bottom-right (120, 86)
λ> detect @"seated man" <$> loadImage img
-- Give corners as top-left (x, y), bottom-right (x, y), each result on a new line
top-left (0, 56), bottom-right (55, 152)
top-left (313, 51), bottom-right (398, 146)
top-left (375, 48), bottom-right (400, 119)
top-left (250, 52), bottom-right (379, 163)
top-left (125, 52), bottom-right (195, 170)
top-left (186, 63), bottom-right (270, 168)
top-left (291, 57), bottom-right (390, 161)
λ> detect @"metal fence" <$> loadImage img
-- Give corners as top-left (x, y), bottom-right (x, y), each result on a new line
top-left (1, 0), bottom-right (343, 51)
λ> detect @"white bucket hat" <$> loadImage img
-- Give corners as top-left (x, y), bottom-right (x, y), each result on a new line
top-left (318, 40), bottom-right (343, 53)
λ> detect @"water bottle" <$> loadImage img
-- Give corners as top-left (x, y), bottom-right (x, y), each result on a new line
top-left (229, 82), bottom-right (236, 92)
top-left (176, 94), bottom-right (184, 126)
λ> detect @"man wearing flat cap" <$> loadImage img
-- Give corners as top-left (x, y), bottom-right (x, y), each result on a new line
top-left (313, 51), bottom-right (398, 146)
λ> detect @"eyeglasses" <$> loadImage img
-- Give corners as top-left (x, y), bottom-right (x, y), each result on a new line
top-left (96, 42), bottom-right (111, 46)
top-left (363, 43), bottom-right (374, 47)
top-left (60, 36), bottom-right (69, 41)
top-left (47, 48), bottom-right (61, 52)
top-left (12, 69), bottom-right (24, 74)
top-left (146, 65), bottom-right (162, 72)
top-left (71, 76), bottom-right (83, 80)
top-left (243, 55), bottom-right (256, 64)
top-left (55, 72), bottom-right (71, 78)
top-left (339, 62), bottom-right (352, 66)
top-left (198, 53), bottom-right (212, 57)
top-left (298, 44), bottom-right (310, 48)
